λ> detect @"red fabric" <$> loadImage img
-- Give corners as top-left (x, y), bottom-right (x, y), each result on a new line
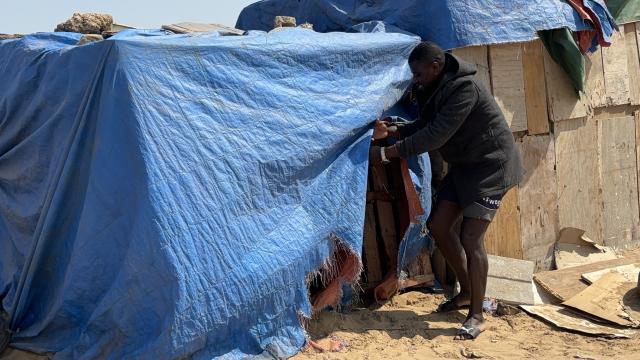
top-left (565, 0), bottom-right (611, 53)
top-left (577, 30), bottom-right (597, 53)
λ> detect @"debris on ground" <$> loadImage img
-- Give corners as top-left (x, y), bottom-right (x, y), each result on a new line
top-left (496, 302), bottom-right (521, 316)
top-left (582, 263), bottom-right (640, 284)
top-left (305, 336), bottom-right (348, 353)
top-left (519, 304), bottom-right (635, 338)
top-left (535, 248), bottom-right (640, 302)
top-left (482, 298), bottom-right (498, 314)
top-left (562, 271), bottom-right (640, 327)
top-left (461, 347), bottom-right (488, 358)
top-left (526, 248), bottom-right (640, 338)
top-left (554, 227), bottom-right (618, 269)
top-left (55, 13), bottom-right (113, 34)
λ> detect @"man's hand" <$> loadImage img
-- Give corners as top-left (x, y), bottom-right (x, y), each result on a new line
top-left (372, 120), bottom-right (390, 141)
top-left (372, 117), bottom-right (399, 141)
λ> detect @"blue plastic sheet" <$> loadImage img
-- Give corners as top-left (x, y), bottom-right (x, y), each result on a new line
top-left (0, 29), bottom-right (429, 358)
top-left (236, 0), bottom-right (597, 49)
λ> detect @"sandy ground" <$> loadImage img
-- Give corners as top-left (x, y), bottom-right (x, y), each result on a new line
top-left (3, 290), bottom-right (639, 359)
top-left (295, 290), bottom-right (640, 360)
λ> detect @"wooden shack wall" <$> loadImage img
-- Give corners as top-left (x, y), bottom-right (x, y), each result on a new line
top-left (452, 22), bottom-right (640, 270)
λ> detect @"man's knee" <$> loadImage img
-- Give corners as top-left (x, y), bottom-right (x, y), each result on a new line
top-left (429, 201), bottom-right (462, 240)
top-left (460, 218), bottom-right (490, 250)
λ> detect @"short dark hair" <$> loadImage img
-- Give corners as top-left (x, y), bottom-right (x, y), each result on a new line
top-left (408, 41), bottom-right (445, 65)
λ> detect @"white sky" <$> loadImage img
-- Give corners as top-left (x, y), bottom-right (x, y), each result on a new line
top-left (1, 0), bottom-right (258, 34)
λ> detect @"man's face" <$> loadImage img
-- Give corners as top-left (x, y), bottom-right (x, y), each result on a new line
top-left (409, 60), bottom-right (441, 88)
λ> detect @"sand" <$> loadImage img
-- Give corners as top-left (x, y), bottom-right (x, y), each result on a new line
top-left (296, 291), bottom-right (640, 360)
top-left (4, 290), bottom-right (639, 359)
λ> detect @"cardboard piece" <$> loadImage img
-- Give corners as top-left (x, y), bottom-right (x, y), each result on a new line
top-left (562, 271), bottom-right (640, 327)
top-left (582, 264), bottom-right (640, 284)
top-left (520, 304), bottom-right (635, 338)
top-left (486, 255), bottom-right (535, 305)
top-left (534, 248), bottom-right (640, 301)
top-left (554, 227), bottom-right (618, 269)
top-left (533, 280), bottom-right (561, 305)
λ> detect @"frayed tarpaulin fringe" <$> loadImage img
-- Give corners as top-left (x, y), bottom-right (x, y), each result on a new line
top-left (302, 234), bottom-right (363, 318)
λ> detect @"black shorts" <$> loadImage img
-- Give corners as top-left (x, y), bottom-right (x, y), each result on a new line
top-left (436, 178), bottom-right (504, 221)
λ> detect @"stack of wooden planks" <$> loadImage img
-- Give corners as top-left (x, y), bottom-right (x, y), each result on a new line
top-left (362, 158), bottom-right (434, 291)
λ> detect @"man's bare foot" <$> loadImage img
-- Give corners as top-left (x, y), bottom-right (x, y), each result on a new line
top-left (454, 315), bottom-right (486, 340)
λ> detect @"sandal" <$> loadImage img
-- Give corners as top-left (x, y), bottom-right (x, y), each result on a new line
top-left (436, 297), bottom-right (470, 313)
top-left (454, 319), bottom-right (486, 340)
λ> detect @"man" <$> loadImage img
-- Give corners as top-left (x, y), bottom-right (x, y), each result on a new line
top-left (370, 41), bottom-right (524, 340)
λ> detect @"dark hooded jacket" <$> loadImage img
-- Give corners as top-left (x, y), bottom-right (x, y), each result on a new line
top-left (395, 53), bottom-right (524, 206)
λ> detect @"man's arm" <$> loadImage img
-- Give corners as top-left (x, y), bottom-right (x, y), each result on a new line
top-left (386, 81), bottom-right (478, 159)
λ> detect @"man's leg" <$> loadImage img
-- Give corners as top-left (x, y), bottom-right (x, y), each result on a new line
top-left (455, 216), bottom-right (491, 339)
top-left (428, 199), bottom-right (470, 308)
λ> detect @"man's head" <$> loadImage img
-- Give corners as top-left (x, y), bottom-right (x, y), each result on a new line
top-left (408, 41), bottom-right (445, 88)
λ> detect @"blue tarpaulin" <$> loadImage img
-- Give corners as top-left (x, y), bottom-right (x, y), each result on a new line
top-left (236, 0), bottom-right (599, 49)
top-left (0, 29), bottom-right (430, 358)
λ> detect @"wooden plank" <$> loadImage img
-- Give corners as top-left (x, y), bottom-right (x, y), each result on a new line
top-left (486, 255), bottom-right (534, 305)
top-left (370, 164), bottom-right (398, 270)
top-left (543, 48), bottom-right (589, 122)
top-left (363, 202), bottom-right (383, 284)
top-left (533, 248), bottom-right (640, 301)
top-left (485, 187), bottom-right (523, 259)
top-left (401, 249), bottom-right (435, 290)
top-left (599, 116), bottom-right (640, 249)
top-left (636, 112), bottom-right (640, 239)
top-left (594, 104), bottom-right (638, 120)
top-left (582, 263), bottom-right (640, 284)
top-left (563, 271), bottom-right (640, 327)
top-left (489, 43), bottom-right (528, 132)
top-left (602, 31), bottom-right (632, 106)
top-left (520, 305), bottom-right (635, 338)
top-left (637, 23), bottom-right (640, 73)
top-left (161, 22), bottom-right (244, 35)
top-left (584, 48), bottom-right (607, 108)
top-left (518, 135), bottom-right (558, 270)
top-left (452, 46), bottom-right (491, 90)
top-left (554, 117), bottom-right (603, 244)
top-left (523, 40), bottom-right (550, 134)
top-left (625, 24), bottom-right (640, 105)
